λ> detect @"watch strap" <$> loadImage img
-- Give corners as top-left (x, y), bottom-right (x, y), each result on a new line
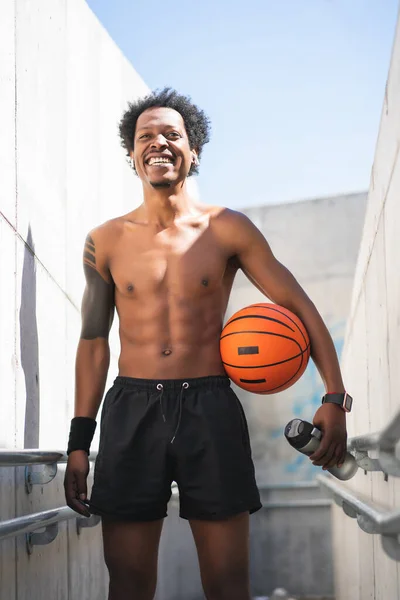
top-left (322, 392), bottom-right (352, 413)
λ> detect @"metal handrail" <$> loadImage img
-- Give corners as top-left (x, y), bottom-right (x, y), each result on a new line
top-left (171, 481), bottom-right (330, 508)
top-left (0, 449), bottom-right (98, 467)
top-left (347, 409), bottom-right (400, 476)
top-left (258, 481), bottom-right (319, 491)
top-left (175, 481), bottom-right (320, 494)
top-left (317, 474), bottom-right (400, 561)
top-left (0, 450), bottom-right (65, 466)
top-left (0, 449), bottom-right (98, 493)
top-left (260, 499), bottom-right (331, 509)
top-left (0, 505), bottom-right (100, 553)
top-left (257, 481), bottom-right (329, 509)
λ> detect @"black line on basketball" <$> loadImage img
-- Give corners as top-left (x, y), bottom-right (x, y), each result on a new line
top-left (238, 346), bottom-right (259, 355)
top-left (239, 378), bottom-right (267, 384)
top-left (220, 330), bottom-right (303, 354)
top-left (250, 304), bottom-right (308, 347)
top-left (264, 348), bottom-right (308, 392)
top-left (222, 347), bottom-right (308, 369)
top-left (225, 314), bottom-right (295, 332)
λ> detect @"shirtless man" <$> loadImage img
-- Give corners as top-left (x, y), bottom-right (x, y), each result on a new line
top-left (64, 88), bottom-right (350, 600)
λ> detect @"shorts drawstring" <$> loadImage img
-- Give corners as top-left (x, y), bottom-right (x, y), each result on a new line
top-left (155, 381), bottom-right (189, 444)
top-left (171, 382), bottom-right (189, 444)
top-left (156, 383), bottom-right (166, 422)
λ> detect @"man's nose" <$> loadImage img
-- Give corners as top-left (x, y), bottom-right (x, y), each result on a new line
top-left (151, 134), bottom-right (167, 148)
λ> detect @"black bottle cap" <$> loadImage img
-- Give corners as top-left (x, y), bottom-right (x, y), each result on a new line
top-left (284, 419), bottom-right (314, 449)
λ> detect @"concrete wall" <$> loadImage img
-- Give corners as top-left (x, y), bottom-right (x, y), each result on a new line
top-left (0, 1), bottom-right (149, 598)
top-left (331, 9), bottom-right (400, 600)
top-left (227, 192), bottom-right (367, 486)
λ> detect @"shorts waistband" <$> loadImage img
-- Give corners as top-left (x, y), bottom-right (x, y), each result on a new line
top-left (114, 375), bottom-right (230, 390)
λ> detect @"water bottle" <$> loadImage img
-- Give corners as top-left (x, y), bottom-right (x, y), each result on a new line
top-left (284, 418), bottom-right (358, 480)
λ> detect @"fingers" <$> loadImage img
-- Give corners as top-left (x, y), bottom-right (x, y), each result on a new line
top-left (75, 469), bottom-right (88, 501)
top-left (69, 497), bottom-right (91, 517)
top-left (310, 441), bottom-right (346, 470)
top-left (310, 442), bottom-right (335, 468)
top-left (64, 470), bottom-right (91, 517)
top-left (323, 444), bottom-right (344, 470)
top-left (338, 445), bottom-right (348, 468)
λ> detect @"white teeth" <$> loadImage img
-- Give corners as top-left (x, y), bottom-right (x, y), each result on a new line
top-left (148, 157), bottom-right (173, 165)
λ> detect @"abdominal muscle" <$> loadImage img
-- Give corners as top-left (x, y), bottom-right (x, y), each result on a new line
top-left (116, 290), bottom-right (229, 380)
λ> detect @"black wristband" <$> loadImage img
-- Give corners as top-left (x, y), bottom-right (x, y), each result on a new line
top-left (67, 417), bottom-right (97, 456)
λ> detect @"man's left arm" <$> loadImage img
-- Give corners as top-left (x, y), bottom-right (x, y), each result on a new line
top-left (222, 211), bottom-right (348, 470)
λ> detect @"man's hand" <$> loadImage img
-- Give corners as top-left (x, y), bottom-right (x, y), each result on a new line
top-left (309, 403), bottom-right (347, 469)
top-left (64, 450), bottom-right (91, 517)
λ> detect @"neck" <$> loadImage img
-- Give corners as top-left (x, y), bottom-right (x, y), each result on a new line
top-left (141, 180), bottom-right (197, 227)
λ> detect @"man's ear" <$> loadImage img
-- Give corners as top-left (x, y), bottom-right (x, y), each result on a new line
top-left (192, 150), bottom-right (199, 166)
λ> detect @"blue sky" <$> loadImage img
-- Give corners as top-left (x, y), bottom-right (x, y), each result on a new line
top-left (87, 0), bottom-right (398, 208)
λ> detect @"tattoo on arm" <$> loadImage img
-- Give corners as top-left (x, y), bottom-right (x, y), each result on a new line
top-left (83, 235), bottom-right (96, 267)
top-left (81, 235), bottom-right (115, 340)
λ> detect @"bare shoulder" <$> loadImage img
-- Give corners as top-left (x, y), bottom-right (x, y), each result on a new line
top-left (208, 205), bottom-right (251, 225)
top-left (86, 215), bottom-right (126, 245)
top-left (83, 216), bottom-right (126, 281)
top-left (208, 206), bottom-right (257, 238)
top-left (206, 206), bottom-right (270, 260)
top-left (85, 213), bottom-right (133, 261)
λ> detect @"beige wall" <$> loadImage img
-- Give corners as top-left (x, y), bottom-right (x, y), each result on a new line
top-left (0, 0), bottom-right (149, 598)
top-left (331, 10), bottom-right (400, 600)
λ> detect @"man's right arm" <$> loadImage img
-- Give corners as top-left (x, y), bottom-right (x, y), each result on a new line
top-left (75, 231), bottom-right (115, 418)
top-left (64, 229), bottom-right (115, 516)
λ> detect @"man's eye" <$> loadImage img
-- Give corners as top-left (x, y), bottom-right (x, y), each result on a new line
top-left (168, 132), bottom-right (180, 139)
top-left (139, 134), bottom-right (150, 140)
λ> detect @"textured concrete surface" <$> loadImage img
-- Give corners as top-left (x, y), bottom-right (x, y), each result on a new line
top-left (249, 487), bottom-right (334, 598)
top-left (0, 0), bottom-right (149, 598)
top-left (332, 10), bottom-right (400, 600)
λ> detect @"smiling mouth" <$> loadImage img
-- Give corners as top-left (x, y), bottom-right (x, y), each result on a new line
top-left (146, 157), bottom-right (175, 167)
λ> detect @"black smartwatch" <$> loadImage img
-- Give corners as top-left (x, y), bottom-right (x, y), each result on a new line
top-left (322, 392), bottom-right (353, 413)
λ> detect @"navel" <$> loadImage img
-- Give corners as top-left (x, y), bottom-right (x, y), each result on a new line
top-left (202, 279), bottom-right (209, 287)
top-left (162, 348), bottom-right (172, 357)
top-left (127, 283), bottom-right (134, 292)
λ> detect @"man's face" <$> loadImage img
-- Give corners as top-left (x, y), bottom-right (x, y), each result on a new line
top-left (132, 107), bottom-right (197, 188)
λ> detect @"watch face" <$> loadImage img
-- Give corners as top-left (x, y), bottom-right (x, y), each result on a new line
top-left (344, 394), bottom-right (353, 411)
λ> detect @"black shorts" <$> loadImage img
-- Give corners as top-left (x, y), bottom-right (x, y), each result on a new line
top-left (89, 375), bottom-right (262, 521)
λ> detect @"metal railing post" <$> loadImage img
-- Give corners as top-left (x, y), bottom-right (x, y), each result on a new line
top-left (348, 409), bottom-right (400, 477)
top-left (0, 449), bottom-right (100, 552)
top-left (318, 474), bottom-right (400, 561)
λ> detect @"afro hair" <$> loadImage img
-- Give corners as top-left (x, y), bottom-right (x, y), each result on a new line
top-left (118, 87), bottom-right (211, 176)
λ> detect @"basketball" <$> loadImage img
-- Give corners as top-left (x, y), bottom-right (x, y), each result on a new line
top-left (220, 303), bottom-right (310, 394)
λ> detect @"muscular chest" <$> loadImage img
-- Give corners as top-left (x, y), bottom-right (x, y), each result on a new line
top-left (110, 226), bottom-right (230, 297)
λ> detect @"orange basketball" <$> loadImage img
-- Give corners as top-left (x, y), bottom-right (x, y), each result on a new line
top-left (220, 303), bottom-right (310, 394)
